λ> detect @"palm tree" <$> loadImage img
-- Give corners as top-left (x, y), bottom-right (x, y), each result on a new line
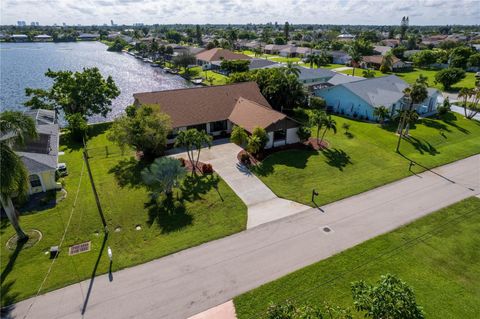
top-left (373, 105), bottom-right (390, 124)
top-left (305, 53), bottom-right (318, 68)
top-left (0, 111), bottom-right (38, 241)
top-left (396, 79), bottom-right (428, 151)
top-left (309, 109), bottom-right (327, 143)
top-left (320, 116), bottom-right (337, 144)
top-left (285, 61), bottom-right (301, 77)
top-left (348, 45), bottom-right (363, 77)
top-left (458, 87), bottom-right (474, 118)
top-left (403, 110), bottom-right (419, 136)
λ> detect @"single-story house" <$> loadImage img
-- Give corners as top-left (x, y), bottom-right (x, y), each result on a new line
top-left (78, 33), bottom-right (99, 41)
top-left (33, 34), bottom-right (52, 42)
top-left (263, 44), bottom-right (292, 55)
top-left (361, 55), bottom-right (411, 71)
top-left (279, 46), bottom-right (312, 57)
top-left (308, 73), bottom-right (363, 93)
top-left (373, 45), bottom-right (392, 56)
top-left (195, 48), bottom-right (251, 70)
top-left (313, 75), bottom-right (442, 120)
top-left (11, 34), bottom-right (29, 42)
top-left (297, 67), bottom-right (336, 85)
top-left (247, 58), bottom-right (282, 70)
top-left (326, 50), bottom-right (351, 64)
top-left (133, 82), bottom-right (299, 149)
top-left (13, 109), bottom-right (61, 195)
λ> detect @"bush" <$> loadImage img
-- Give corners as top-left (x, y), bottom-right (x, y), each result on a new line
top-left (240, 153), bottom-right (250, 165)
top-left (434, 67), bottom-right (466, 90)
top-left (178, 158), bottom-right (186, 167)
top-left (437, 97), bottom-right (451, 116)
top-left (201, 163), bottom-right (213, 174)
top-left (252, 127), bottom-right (269, 149)
top-left (66, 113), bottom-right (88, 142)
top-left (297, 126), bottom-right (311, 141)
top-left (230, 126), bottom-right (248, 145)
top-left (309, 96), bottom-right (326, 110)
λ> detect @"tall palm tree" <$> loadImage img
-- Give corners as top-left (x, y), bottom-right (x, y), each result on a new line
top-left (309, 109), bottom-right (327, 143)
top-left (373, 105), bottom-right (390, 124)
top-left (305, 53), bottom-right (318, 68)
top-left (0, 111), bottom-right (38, 241)
top-left (381, 52), bottom-right (394, 72)
top-left (458, 87), bottom-right (474, 118)
top-left (396, 79), bottom-right (428, 151)
top-left (403, 110), bottom-right (419, 136)
top-left (348, 45), bottom-right (363, 77)
top-left (320, 116), bottom-right (337, 144)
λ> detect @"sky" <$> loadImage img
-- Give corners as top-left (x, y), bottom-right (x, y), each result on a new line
top-left (1, 0), bottom-right (479, 26)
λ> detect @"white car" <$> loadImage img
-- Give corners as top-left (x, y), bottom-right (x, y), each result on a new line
top-left (56, 163), bottom-right (68, 176)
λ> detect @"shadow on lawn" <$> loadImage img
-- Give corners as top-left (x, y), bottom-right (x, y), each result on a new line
top-left (254, 150), bottom-right (316, 177)
top-left (109, 157), bottom-right (148, 188)
top-left (144, 175), bottom-right (220, 233)
top-left (441, 113), bottom-right (470, 134)
top-left (321, 148), bottom-right (352, 171)
top-left (1, 280), bottom-right (19, 317)
top-left (405, 136), bottom-right (439, 156)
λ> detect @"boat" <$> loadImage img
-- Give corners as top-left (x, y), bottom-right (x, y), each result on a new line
top-left (150, 63), bottom-right (161, 67)
top-left (191, 78), bottom-right (203, 84)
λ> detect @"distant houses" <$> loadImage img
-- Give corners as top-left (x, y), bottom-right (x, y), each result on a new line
top-left (195, 48), bottom-right (251, 70)
top-left (78, 33), bottom-right (99, 41)
top-left (361, 55), bottom-right (412, 71)
top-left (133, 82), bottom-right (300, 148)
top-left (313, 75), bottom-right (442, 120)
top-left (11, 34), bottom-right (29, 42)
top-left (33, 34), bottom-right (52, 42)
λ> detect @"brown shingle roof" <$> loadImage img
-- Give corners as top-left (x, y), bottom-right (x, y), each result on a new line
top-left (133, 82), bottom-right (269, 128)
top-left (195, 48), bottom-right (251, 62)
top-left (362, 55), bottom-right (400, 65)
top-left (228, 98), bottom-right (286, 133)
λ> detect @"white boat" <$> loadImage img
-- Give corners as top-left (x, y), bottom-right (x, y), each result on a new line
top-left (191, 78), bottom-right (203, 84)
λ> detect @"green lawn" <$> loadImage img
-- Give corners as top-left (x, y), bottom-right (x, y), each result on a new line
top-left (234, 197), bottom-right (480, 319)
top-left (1, 124), bottom-right (247, 306)
top-left (252, 112), bottom-right (480, 206)
top-left (340, 68), bottom-right (478, 91)
top-left (321, 63), bottom-right (347, 69)
top-left (182, 66), bottom-right (229, 86)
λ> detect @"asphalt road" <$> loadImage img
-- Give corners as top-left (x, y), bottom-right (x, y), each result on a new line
top-left (6, 155), bottom-right (479, 319)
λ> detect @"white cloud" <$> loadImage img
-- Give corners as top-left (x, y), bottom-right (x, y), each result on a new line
top-left (1, 0), bottom-right (478, 25)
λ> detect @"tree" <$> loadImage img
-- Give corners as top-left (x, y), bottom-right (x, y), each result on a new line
top-left (284, 22), bottom-right (290, 41)
top-left (220, 60), bottom-right (250, 74)
top-left (195, 24), bottom-right (202, 45)
top-left (107, 104), bottom-right (171, 159)
top-left (449, 46), bottom-right (474, 69)
top-left (320, 115), bottom-right (337, 144)
top-left (173, 52), bottom-right (196, 75)
top-left (348, 43), bottom-right (363, 77)
top-left (467, 53), bottom-right (480, 68)
top-left (381, 52), bottom-right (394, 73)
top-left (246, 135), bottom-right (262, 155)
top-left (434, 68), bottom-right (466, 91)
top-left (459, 86), bottom-right (480, 119)
top-left (174, 129), bottom-right (212, 174)
top-left (309, 109), bottom-right (327, 143)
top-left (403, 109), bottom-right (419, 136)
top-left (412, 50), bottom-right (438, 68)
top-left (351, 274), bottom-right (424, 319)
top-left (230, 125), bottom-right (248, 146)
top-left (66, 113), bottom-right (88, 142)
top-left (141, 157), bottom-right (186, 198)
top-left (252, 127), bottom-right (269, 149)
top-left (0, 111), bottom-right (38, 241)
top-left (437, 96), bottom-right (451, 115)
top-left (373, 105), bottom-right (389, 124)
top-left (396, 78), bottom-right (428, 151)
top-left (400, 16), bottom-right (409, 41)
top-left (25, 68), bottom-right (120, 119)
top-left (458, 87), bottom-right (474, 117)
top-left (285, 61), bottom-right (301, 77)
top-left (309, 96), bottom-right (326, 110)
top-left (107, 37), bottom-right (128, 52)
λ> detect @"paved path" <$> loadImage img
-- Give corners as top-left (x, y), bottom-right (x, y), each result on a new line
top-left (8, 154), bottom-right (479, 319)
top-left (332, 66), bottom-right (353, 72)
top-left (168, 141), bottom-right (310, 228)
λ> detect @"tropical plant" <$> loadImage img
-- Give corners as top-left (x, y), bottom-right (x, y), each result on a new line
top-left (437, 97), bottom-right (451, 116)
top-left (373, 105), bottom-right (390, 124)
top-left (320, 115), bottom-right (337, 144)
top-left (252, 127), bottom-right (269, 149)
top-left (362, 69), bottom-right (376, 78)
top-left (220, 60), bottom-right (250, 74)
top-left (174, 129), bottom-right (212, 174)
top-left (460, 86), bottom-right (480, 119)
top-left (285, 61), bottom-right (301, 77)
top-left (434, 67), bottom-right (466, 91)
top-left (309, 96), bottom-right (326, 110)
top-left (230, 125), bottom-right (248, 145)
top-left (0, 111), bottom-right (38, 241)
top-left (141, 157), bottom-right (186, 198)
top-left (24, 67), bottom-right (120, 119)
top-left (173, 51), bottom-right (196, 75)
top-left (352, 274), bottom-right (425, 319)
top-left (107, 104), bottom-right (172, 159)
top-left (403, 110), bottom-right (419, 136)
top-left (297, 126), bottom-right (311, 141)
top-left (309, 109), bottom-right (327, 143)
top-left (246, 135), bottom-right (262, 155)
top-left (381, 52), bottom-right (394, 72)
top-left (348, 43), bottom-right (363, 77)
top-left (66, 113), bottom-right (88, 142)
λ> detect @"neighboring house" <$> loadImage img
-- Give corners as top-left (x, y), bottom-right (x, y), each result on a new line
top-left (11, 34), bottom-right (29, 42)
top-left (326, 50), bottom-right (351, 64)
top-left (313, 75), bottom-right (442, 120)
top-left (263, 44), bottom-right (291, 54)
top-left (78, 33), bottom-right (100, 41)
top-left (297, 66), bottom-right (336, 85)
top-left (373, 45), bottom-right (392, 56)
top-left (421, 35), bottom-right (448, 47)
top-left (308, 73), bottom-right (363, 93)
top-left (195, 48), bottom-right (251, 70)
top-left (337, 33), bottom-right (355, 41)
top-left (247, 58), bottom-right (282, 70)
top-left (361, 55), bottom-right (411, 71)
top-left (133, 82), bottom-right (300, 149)
top-left (279, 46), bottom-right (312, 57)
top-left (33, 34), bottom-right (52, 42)
top-left (381, 39), bottom-right (401, 48)
top-left (13, 109), bottom-right (60, 195)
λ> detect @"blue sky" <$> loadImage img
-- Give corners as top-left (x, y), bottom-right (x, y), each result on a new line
top-left (1, 0), bottom-right (479, 26)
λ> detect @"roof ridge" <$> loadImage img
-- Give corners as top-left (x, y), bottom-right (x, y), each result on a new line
top-left (133, 81), bottom-right (257, 96)
top-left (236, 96), bottom-right (276, 111)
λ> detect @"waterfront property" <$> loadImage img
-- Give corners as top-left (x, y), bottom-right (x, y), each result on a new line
top-left (133, 82), bottom-right (300, 148)
top-left (314, 75), bottom-right (442, 120)
top-left (77, 33), bottom-right (99, 41)
top-left (33, 34), bottom-right (52, 42)
top-left (195, 48), bottom-right (251, 70)
top-left (13, 109), bottom-right (61, 195)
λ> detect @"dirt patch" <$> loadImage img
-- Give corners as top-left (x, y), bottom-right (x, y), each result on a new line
top-left (305, 137), bottom-right (330, 150)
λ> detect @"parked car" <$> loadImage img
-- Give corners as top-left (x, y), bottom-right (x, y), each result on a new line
top-left (56, 162), bottom-right (68, 177)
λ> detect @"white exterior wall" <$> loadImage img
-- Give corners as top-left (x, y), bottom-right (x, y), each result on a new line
top-left (286, 127), bottom-right (300, 144)
top-left (266, 132), bottom-right (274, 149)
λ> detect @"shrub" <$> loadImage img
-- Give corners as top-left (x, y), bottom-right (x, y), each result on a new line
top-left (246, 135), bottom-right (262, 155)
top-left (252, 127), bottom-right (269, 149)
top-left (240, 153), bottom-right (250, 165)
top-left (178, 158), bottom-right (186, 166)
top-left (201, 163), bottom-right (213, 174)
top-left (66, 113), bottom-right (88, 142)
top-left (230, 126), bottom-right (248, 145)
top-left (297, 126), bottom-right (311, 141)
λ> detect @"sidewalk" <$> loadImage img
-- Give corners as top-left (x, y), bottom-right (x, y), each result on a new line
top-left (7, 155), bottom-right (479, 319)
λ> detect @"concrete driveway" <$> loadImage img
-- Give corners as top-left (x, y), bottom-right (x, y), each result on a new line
top-left (168, 140), bottom-right (310, 228)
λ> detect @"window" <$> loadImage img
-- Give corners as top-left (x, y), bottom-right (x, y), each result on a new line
top-left (29, 175), bottom-right (41, 188)
top-left (210, 120), bottom-right (227, 132)
top-left (273, 129), bottom-right (286, 141)
top-left (167, 128), bottom-right (179, 139)
top-left (187, 123), bottom-right (207, 132)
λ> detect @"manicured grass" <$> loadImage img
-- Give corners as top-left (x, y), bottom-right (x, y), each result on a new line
top-left (234, 197), bottom-right (480, 319)
top-left (252, 112), bottom-right (480, 206)
top-left (182, 66), bottom-right (229, 86)
top-left (1, 124), bottom-right (247, 306)
top-left (340, 68), bottom-right (478, 91)
top-left (321, 63), bottom-right (348, 69)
